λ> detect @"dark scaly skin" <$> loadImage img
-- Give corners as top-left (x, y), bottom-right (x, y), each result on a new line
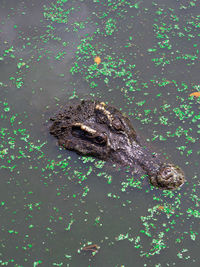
top-left (49, 100), bottom-right (185, 190)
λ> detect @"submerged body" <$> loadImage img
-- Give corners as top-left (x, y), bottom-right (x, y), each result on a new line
top-left (49, 100), bottom-right (185, 190)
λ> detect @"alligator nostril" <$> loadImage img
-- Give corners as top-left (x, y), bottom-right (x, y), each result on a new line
top-left (163, 167), bottom-right (171, 175)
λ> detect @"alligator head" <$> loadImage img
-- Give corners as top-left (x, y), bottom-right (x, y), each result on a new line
top-left (49, 100), bottom-right (185, 190)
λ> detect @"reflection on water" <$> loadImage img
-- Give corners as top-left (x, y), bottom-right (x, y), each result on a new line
top-left (0, 0), bottom-right (199, 266)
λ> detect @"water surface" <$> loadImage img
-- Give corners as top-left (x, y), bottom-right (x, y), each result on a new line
top-left (0, 0), bottom-right (200, 266)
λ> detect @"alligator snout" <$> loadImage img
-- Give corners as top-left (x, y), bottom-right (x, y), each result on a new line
top-left (149, 164), bottom-right (185, 190)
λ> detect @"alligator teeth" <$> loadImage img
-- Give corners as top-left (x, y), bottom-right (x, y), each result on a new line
top-left (95, 103), bottom-right (113, 123)
top-left (73, 123), bottom-right (97, 135)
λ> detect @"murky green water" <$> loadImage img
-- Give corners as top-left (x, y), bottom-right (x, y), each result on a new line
top-left (0, 0), bottom-right (199, 266)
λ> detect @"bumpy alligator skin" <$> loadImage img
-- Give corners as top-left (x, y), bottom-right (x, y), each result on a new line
top-left (49, 100), bottom-right (185, 190)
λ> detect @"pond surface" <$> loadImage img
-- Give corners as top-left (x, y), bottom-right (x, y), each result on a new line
top-left (0, 0), bottom-right (199, 266)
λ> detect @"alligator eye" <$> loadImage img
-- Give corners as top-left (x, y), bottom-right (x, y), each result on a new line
top-left (94, 135), bottom-right (107, 145)
top-left (72, 128), bottom-right (93, 138)
top-left (85, 131), bottom-right (93, 137)
top-left (71, 127), bottom-right (84, 138)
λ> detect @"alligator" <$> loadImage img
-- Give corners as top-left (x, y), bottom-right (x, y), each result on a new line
top-left (49, 99), bottom-right (185, 190)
